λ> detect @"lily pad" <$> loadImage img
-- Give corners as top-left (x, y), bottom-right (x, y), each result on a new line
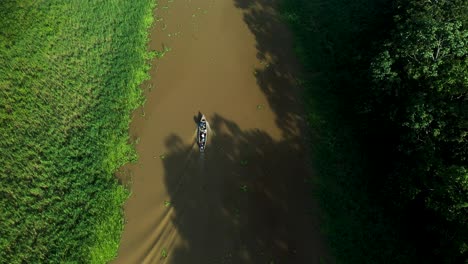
top-left (240, 185), bottom-right (248, 192)
top-left (159, 154), bottom-right (166, 160)
top-left (164, 201), bottom-right (171, 207)
top-left (256, 104), bottom-right (265, 110)
top-left (161, 248), bottom-right (168, 258)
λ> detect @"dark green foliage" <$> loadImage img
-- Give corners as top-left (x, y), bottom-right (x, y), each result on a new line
top-left (370, 0), bottom-right (468, 261)
top-left (0, 0), bottom-right (155, 262)
top-left (279, 0), bottom-right (410, 262)
top-left (281, 0), bottom-right (467, 262)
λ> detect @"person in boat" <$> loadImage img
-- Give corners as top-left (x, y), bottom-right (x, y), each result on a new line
top-left (200, 133), bottom-right (206, 143)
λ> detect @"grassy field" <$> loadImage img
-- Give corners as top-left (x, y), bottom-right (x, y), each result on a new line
top-left (0, 0), bottom-right (155, 262)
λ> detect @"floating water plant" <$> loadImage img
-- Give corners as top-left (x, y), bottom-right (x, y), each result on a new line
top-left (154, 45), bottom-right (171, 59)
top-left (168, 32), bottom-right (181, 37)
top-left (161, 248), bottom-right (168, 259)
top-left (240, 185), bottom-right (248, 192)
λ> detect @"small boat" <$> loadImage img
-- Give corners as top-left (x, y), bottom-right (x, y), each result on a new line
top-left (197, 114), bottom-right (208, 152)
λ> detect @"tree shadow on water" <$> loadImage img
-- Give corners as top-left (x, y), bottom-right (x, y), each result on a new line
top-left (160, 114), bottom-right (327, 263)
top-left (234, 0), bottom-right (308, 139)
top-left (156, 0), bottom-right (329, 263)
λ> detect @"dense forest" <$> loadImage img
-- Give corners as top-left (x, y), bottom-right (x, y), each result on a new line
top-left (281, 0), bottom-right (467, 262)
top-left (370, 0), bottom-right (467, 261)
top-left (282, 0), bottom-right (468, 263)
top-left (0, 1), bottom-right (154, 262)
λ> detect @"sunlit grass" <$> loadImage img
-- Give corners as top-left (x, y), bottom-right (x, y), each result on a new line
top-left (0, 0), bottom-right (156, 262)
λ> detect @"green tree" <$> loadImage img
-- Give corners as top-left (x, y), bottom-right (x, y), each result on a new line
top-left (370, 0), bottom-right (468, 260)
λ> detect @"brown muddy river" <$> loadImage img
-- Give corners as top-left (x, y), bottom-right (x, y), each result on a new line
top-left (113, 0), bottom-right (329, 263)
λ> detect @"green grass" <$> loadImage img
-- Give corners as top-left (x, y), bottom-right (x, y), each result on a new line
top-left (0, 0), bottom-right (156, 262)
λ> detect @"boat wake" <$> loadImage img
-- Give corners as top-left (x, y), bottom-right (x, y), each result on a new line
top-left (198, 151), bottom-right (205, 172)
